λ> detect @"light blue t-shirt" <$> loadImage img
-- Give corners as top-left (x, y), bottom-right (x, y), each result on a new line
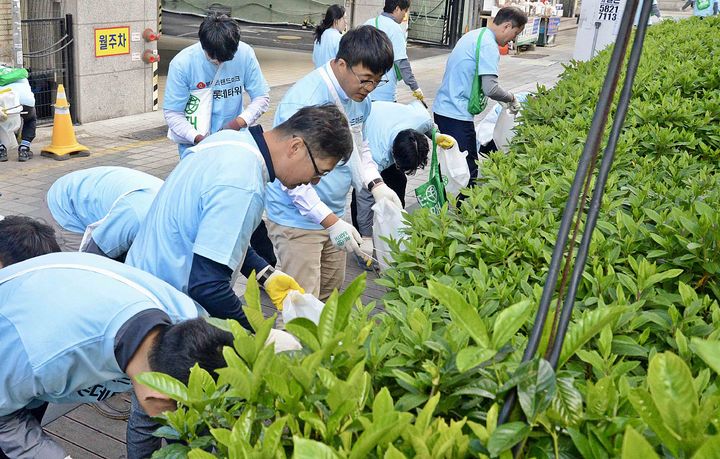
top-left (126, 129), bottom-right (269, 293)
top-left (433, 27), bottom-right (500, 121)
top-left (366, 14), bottom-right (408, 102)
top-left (0, 252), bottom-right (200, 416)
top-left (313, 28), bottom-right (342, 68)
top-left (264, 64), bottom-right (371, 230)
top-left (366, 101), bottom-right (433, 171)
top-left (47, 167), bottom-right (163, 258)
top-left (693, 0), bottom-right (717, 16)
top-left (163, 41), bottom-right (270, 158)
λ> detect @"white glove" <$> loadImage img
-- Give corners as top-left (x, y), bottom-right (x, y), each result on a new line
top-left (508, 95), bottom-right (522, 115)
top-left (327, 219), bottom-right (363, 255)
top-left (371, 183), bottom-right (402, 209)
top-left (359, 236), bottom-right (374, 261)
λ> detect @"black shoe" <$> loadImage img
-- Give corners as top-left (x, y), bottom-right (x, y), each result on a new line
top-left (18, 145), bottom-right (33, 162)
top-left (0, 145), bottom-right (6, 162)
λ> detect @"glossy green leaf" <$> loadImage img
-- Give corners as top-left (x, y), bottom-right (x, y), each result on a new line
top-left (456, 346), bottom-right (496, 373)
top-left (647, 352), bottom-right (698, 438)
top-left (491, 299), bottom-right (532, 349)
top-left (134, 372), bottom-right (190, 406)
top-left (691, 338), bottom-right (720, 376)
top-left (621, 426), bottom-right (659, 459)
top-left (487, 422), bottom-right (531, 456)
top-left (428, 280), bottom-right (489, 348)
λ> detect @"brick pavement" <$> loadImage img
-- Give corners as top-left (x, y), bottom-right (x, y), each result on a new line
top-left (0, 27), bottom-right (577, 458)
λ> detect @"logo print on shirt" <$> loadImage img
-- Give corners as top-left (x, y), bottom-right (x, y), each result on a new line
top-left (196, 82), bottom-right (206, 89)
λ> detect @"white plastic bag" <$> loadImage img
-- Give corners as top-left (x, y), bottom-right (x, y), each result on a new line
top-left (347, 124), bottom-right (366, 192)
top-left (372, 198), bottom-right (407, 271)
top-left (265, 329), bottom-right (303, 352)
top-left (282, 290), bottom-right (325, 325)
top-left (0, 88), bottom-right (21, 150)
top-left (493, 107), bottom-right (517, 153)
top-left (475, 103), bottom-right (502, 149)
top-left (437, 141), bottom-right (470, 195)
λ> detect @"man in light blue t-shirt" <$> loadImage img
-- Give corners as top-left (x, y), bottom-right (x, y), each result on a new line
top-left (433, 7), bottom-right (527, 186)
top-left (365, 0), bottom-right (425, 103)
top-left (351, 100), bottom-right (432, 238)
top-left (264, 26), bottom-right (399, 301)
top-left (0, 252), bottom-right (231, 459)
top-left (45, 166), bottom-right (163, 261)
top-left (163, 13), bottom-right (270, 159)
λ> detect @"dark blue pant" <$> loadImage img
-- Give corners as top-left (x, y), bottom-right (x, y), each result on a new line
top-left (433, 113), bottom-right (479, 186)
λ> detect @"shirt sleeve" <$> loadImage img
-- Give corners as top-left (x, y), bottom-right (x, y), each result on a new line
top-left (390, 27), bottom-right (408, 61)
top-left (239, 245), bottom-right (270, 279)
top-left (164, 109), bottom-right (200, 145)
top-left (477, 33), bottom-right (501, 76)
top-left (163, 59), bottom-right (192, 112)
top-left (188, 253), bottom-right (252, 330)
top-left (360, 139), bottom-right (382, 185)
top-left (238, 94), bottom-right (270, 127)
top-left (193, 185), bottom-right (264, 272)
top-left (396, 59), bottom-right (419, 91)
top-left (282, 183), bottom-right (333, 225)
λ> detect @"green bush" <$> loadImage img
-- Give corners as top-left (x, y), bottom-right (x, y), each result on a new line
top-left (143, 17), bottom-right (720, 458)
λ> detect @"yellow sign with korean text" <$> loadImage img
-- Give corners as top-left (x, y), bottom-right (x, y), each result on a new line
top-left (95, 26), bottom-right (130, 57)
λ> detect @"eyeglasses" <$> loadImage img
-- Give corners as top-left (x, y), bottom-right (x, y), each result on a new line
top-left (348, 65), bottom-right (388, 90)
top-left (294, 135), bottom-right (330, 178)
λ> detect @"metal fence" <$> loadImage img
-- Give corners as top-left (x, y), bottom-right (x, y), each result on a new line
top-left (408, 0), bottom-right (464, 47)
top-left (21, 6), bottom-right (76, 124)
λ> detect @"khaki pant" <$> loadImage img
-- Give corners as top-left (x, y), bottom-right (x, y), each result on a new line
top-left (266, 220), bottom-right (345, 302)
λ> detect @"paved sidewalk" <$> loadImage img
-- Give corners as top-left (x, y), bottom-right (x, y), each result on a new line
top-left (0, 27), bottom-right (577, 458)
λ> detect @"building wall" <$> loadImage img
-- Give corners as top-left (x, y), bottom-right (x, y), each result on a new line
top-left (0, 0), bottom-right (13, 64)
top-left (350, 0), bottom-right (385, 27)
top-left (63, 0), bottom-right (158, 123)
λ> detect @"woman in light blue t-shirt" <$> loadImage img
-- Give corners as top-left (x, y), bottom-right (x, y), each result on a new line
top-left (312, 4), bottom-right (347, 68)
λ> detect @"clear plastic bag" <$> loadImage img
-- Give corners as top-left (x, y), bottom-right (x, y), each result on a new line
top-left (282, 290), bottom-right (325, 325)
top-left (493, 107), bottom-right (517, 153)
top-left (372, 198), bottom-right (407, 271)
top-left (437, 140), bottom-right (470, 195)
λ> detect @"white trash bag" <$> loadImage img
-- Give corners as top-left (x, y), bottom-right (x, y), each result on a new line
top-left (0, 88), bottom-right (21, 150)
top-left (282, 290), bottom-right (325, 325)
top-left (437, 140), bottom-right (470, 195)
top-left (493, 107), bottom-right (518, 153)
top-left (372, 198), bottom-right (407, 271)
top-left (265, 328), bottom-right (303, 352)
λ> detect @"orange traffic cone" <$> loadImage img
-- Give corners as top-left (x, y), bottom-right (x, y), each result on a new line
top-left (41, 84), bottom-right (89, 160)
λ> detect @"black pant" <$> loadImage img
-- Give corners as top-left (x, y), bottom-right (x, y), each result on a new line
top-left (21, 105), bottom-right (36, 143)
top-left (351, 165), bottom-right (407, 232)
top-left (433, 113), bottom-right (479, 186)
top-left (0, 403), bottom-right (48, 458)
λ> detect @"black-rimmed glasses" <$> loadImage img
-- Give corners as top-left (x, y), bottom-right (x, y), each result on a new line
top-left (294, 135), bottom-right (330, 178)
top-left (348, 66), bottom-right (388, 90)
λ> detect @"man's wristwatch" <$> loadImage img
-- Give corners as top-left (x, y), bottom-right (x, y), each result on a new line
top-left (257, 265), bottom-right (275, 287)
top-left (367, 178), bottom-right (384, 192)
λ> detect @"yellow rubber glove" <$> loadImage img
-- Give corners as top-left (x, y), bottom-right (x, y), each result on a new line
top-left (264, 269), bottom-right (304, 310)
top-left (412, 88), bottom-right (425, 102)
top-left (436, 133), bottom-right (456, 149)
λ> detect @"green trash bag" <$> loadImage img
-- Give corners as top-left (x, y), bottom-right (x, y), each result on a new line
top-left (0, 67), bottom-right (29, 86)
top-left (467, 28), bottom-right (488, 116)
top-left (415, 129), bottom-right (446, 214)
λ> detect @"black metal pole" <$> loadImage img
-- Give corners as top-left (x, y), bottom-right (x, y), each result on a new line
top-left (497, 0), bottom-right (642, 426)
top-left (65, 14), bottom-right (77, 124)
top-left (547, 0), bottom-right (653, 368)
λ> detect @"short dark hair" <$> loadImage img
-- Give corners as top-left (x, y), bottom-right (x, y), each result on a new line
top-left (392, 129), bottom-right (429, 175)
top-left (148, 318), bottom-right (234, 384)
top-left (275, 104), bottom-right (353, 163)
top-left (493, 7), bottom-right (528, 28)
top-left (384, 0), bottom-right (411, 13)
top-left (314, 4), bottom-right (345, 43)
top-left (199, 13), bottom-right (241, 62)
top-left (0, 215), bottom-right (61, 266)
top-left (336, 25), bottom-right (394, 76)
